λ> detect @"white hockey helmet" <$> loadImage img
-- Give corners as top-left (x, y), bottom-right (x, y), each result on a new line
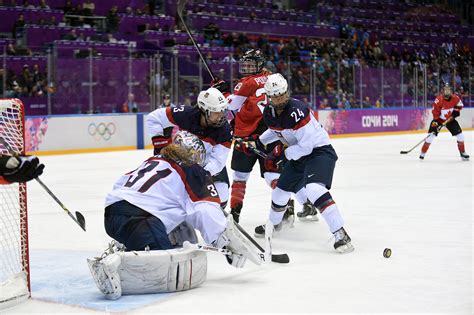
top-left (173, 131), bottom-right (206, 166)
top-left (264, 73), bottom-right (289, 110)
top-left (197, 87), bottom-right (228, 127)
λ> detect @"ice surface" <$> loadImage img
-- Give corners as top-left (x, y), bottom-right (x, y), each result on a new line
top-left (4, 131), bottom-right (473, 314)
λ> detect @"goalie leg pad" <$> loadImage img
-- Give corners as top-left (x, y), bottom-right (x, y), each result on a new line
top-left (88, 247), bottom-right (207, 298)
top-left (87, 253), bottom-right (122, 300)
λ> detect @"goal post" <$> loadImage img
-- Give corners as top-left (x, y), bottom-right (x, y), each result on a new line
top-left (0, 98), bottom-right (30, 308)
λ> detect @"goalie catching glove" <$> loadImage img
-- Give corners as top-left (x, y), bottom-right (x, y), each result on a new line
top-left (213, 216), bottom-right (263, 268)
top-left (0, 155), bottom-right (44, 183)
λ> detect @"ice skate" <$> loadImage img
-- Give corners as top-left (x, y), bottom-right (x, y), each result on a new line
top-left (333, 227), bottom-right (354, 253)
top-left (419, 153), bottom-right (425, 160)
top-left (281, 199), bottom-right (295, 227)
top-left (230, 204), bottom-right (242, 223)
top-left (297, 201), bottom-right (319, 221)
top-left (460, 152), bottom-right (470, 161)
top-left (254, 221), bottom-right (282, 238)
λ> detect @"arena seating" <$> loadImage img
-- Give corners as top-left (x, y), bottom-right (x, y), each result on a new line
top-left (0, 0), bottom-right (471, 114)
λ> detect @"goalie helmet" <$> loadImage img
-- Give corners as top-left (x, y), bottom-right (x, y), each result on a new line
top-left (264, 73), bottom-right (289, 111)
top-left (442, 83), bottom-right (452, 100)
top-left (173, 131), bottom-right (206, 166)
top-left (197, 87), bottom-right (228, 127)
top-left (239, 49), bottom-right (266, 76)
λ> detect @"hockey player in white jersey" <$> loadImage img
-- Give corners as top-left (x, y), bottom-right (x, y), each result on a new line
top-left (87, 131), bottom-right (262, 300)
top-left (146, 87), bottom-right (232, 209)
top-left (242, 74), bottom-right (354, 253)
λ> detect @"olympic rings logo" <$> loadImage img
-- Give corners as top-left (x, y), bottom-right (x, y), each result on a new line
top-left (88, 122), bottom-right (116, 141)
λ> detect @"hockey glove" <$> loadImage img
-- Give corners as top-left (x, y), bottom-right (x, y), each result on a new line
top-left (211, 79), bottom-right (230, 94)
top-left (234, 135), bottom-right (264, 156)
top-left (1, 155), bottom-right (44, 183)
top-left (264, 144), bottom-right (286, 172)
top-left (152, 135), bottom-right (172, 155)
top-left (452, 109), bottom-right (460, 119)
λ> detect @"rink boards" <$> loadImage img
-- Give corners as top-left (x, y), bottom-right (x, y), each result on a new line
top-left (25, 108), bottom-right (474, 155)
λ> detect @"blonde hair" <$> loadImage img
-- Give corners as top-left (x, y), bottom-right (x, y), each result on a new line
top-left (160, 144), bottom-right (195, 166)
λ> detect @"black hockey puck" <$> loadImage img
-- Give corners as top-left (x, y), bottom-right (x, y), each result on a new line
top-left (383, 248), bottom-right (392, 258)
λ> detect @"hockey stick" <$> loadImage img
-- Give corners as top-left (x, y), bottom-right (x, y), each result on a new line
top-left (234, 138), bottom-right (268, 159)
top-left (233, 138), bottom-right (284, 166)
top-left (177, 0), bottom-right (216, 81)
top-left (400, 120), bottom-right (450, 154)
top-left (0, 137), bottom-right (86, 231)
top-left (264, 219), bottom-right (273, 264)
top-left (220, 208), bottom-right (289, 264)
top-left (182, 241), bottom-right (232, 255)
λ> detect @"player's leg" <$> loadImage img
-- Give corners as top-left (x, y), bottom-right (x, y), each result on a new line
top-left (254, 160), bottom-right (302, 237)
top-left (104, 200), bottom-right (174, 251)
top-left (295, 187), bottom-right (319, 221)
top-left (212, 167), bottom-right (230, 209)
top-left (419, 120), bottom-right (439, 160)
top-left (230, 147), bottom-right (259, 222)
top-left (446, 120), bottom-right (469, 160)
top-left (257, 144), bottom-right (296, 225)
top-left (304, 145), bottom-right (354, 253)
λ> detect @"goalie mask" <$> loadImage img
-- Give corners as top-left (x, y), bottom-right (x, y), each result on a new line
top-left (442, 83), bottom-right (452, 101)
top-left (239, 49), bottom-right (266, 77)
top-left (197, 87), bottom-right (228, 127)
top-left (173, 131), bottom-right (206, 166)
top-left (264, 73), bottom-right (289, 111)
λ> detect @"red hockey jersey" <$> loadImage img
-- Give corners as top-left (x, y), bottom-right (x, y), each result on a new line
top-left (432, 94), bottom-right (463, 121)
top-left (227, 72), bottom-right (271, 137)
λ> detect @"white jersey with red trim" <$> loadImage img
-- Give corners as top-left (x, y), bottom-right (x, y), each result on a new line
top-left (260, 98), bottom-right (331, 161)
top-left (146, 105), bottom-right (232, 176)
top-left (105, 156), bottom-right (225, 243)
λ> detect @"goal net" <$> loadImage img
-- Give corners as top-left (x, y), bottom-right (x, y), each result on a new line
top-left (0, 99), bottom-right (30, 308)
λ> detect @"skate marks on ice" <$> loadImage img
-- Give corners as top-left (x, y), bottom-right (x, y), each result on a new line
top-left (29, 249), bottom-right (171, 312)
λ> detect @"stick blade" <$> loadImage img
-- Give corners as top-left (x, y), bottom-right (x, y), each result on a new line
top-left (271, 254), bottom-right (290, 264)
top-left (400, 151), bottom-right (409, 154)
top-left (75, 211), bottom-right (87, 231)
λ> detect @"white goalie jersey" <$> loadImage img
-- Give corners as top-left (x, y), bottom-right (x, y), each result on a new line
top-left (105, 156), bottom-right (226, 244)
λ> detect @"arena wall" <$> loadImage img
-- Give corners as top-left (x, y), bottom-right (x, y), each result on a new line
top-left (25, 109), bottom-right (474, 155)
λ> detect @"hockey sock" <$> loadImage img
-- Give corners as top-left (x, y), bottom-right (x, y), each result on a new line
top-left (269, 201), bottom-right (287, 225)
top-left (230, 181), bottom-right (246, 209)
top-left (270, 179), bottom-right (278, 189)
top-left (421, 142), bottom-right (431, 154)
top-left (457, 141), bottom-right (465, 153)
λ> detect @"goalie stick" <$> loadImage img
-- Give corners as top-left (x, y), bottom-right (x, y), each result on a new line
top-left (0, 136), bottom-right (86, 231)
top-left (264, 219), bottom-right (273, 264)
top-left (220, 208), bottom-right (289, 264)
top-left (182, 241), bottom-right (232, 255)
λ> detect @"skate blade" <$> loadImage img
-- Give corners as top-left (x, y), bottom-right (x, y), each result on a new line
top-left (282, 215), bottom-right (295, 228)
top-left (297, 215), bottom-right (319, 222)
top-left (335, 243), bottom-right (355, 254)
